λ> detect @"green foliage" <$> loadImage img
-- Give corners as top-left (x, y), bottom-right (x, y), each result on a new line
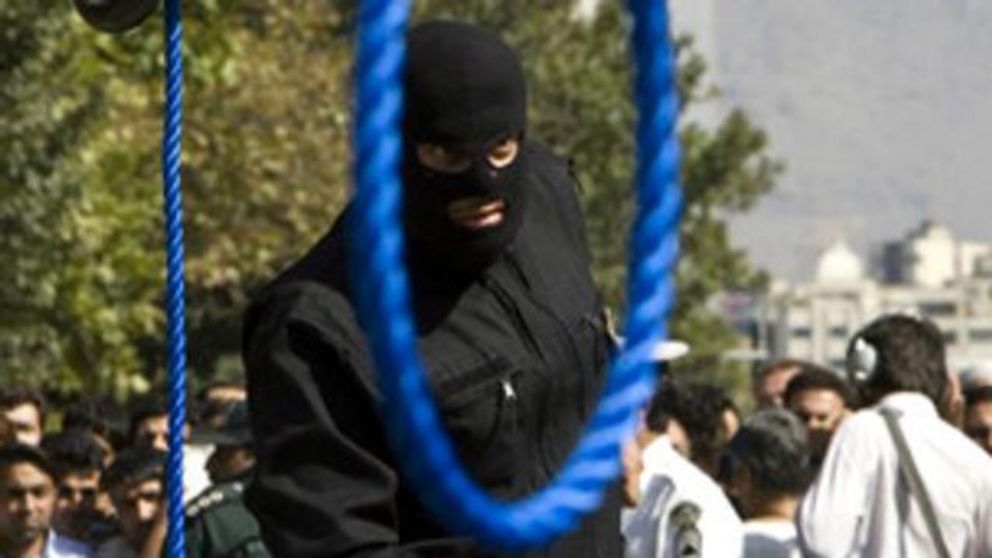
top-left (0, 2), bottom-right (352, 394)
top-left (1, 1), bottom-right (779, 400)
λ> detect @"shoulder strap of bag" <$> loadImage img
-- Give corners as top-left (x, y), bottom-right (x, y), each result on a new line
top-left (878, 407), bottom-right (951, 558)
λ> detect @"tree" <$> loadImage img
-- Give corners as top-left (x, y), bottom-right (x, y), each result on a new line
top-left (0, 1), bottom-right (354, 394)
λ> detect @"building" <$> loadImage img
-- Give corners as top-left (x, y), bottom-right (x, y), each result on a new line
top-left (762, 224), bottom-right (992, 372)
top-left (879, 221), bottom-right (992, 287)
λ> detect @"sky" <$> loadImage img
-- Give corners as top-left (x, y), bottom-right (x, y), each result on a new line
top-left (669, 0), bottom-right (992, 281)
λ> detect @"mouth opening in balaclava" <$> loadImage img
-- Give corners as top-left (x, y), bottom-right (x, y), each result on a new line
top-left (402, 20), bottom-right (529, 278)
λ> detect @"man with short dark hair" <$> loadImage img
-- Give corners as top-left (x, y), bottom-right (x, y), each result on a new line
top-left (646, 381), bottom-right (730, 478)
top-left (721, 410), bottom-right (811, 558)
top-left (128, 396), bottom-right (209, 505)
top-left (964, 386), bottom-right (992, 456)
top-left (0, 388), bottom-right (46, 447)
top-left (783, 364), bottom-right (852, 466)
top-left (754, 360), bottom-right (804, 410)
top-left (62, 397), bottom-right (127, 468)
top-left (127, 398), bottom-right (170, 454)
top-left (797, 315), bottom-right (992, 557)
top-left (623, 378), bottom-right (743, 558)
top-left (41, 430), bottom-right (108, 545)
top-left (96, 448), bottom-right (165, 558)
top-left (0, 444), bottom-right (94, 557)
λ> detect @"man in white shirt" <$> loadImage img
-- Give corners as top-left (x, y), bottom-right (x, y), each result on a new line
top-left (797, 315), bottom-right (992, 558)
top-left (623, 375), bottom-right (743, 558)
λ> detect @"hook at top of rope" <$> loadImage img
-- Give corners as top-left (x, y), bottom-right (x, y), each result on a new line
top-left (72, 0), bottom-right (159, 33)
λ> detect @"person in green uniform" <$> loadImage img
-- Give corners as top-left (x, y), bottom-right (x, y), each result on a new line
top-left (184, 403), bottom-right (268, 558)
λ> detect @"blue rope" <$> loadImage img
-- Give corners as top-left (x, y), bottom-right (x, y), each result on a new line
top-left (349, 0), bottom-right (682, 550)
top-left (161, 0), bottom-right (187, 555)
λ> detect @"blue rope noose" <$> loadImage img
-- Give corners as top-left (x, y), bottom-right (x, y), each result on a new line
top-left (350, 0), bottom-right (683, 550)
top-left (161, 0), bottom-right (187, 555)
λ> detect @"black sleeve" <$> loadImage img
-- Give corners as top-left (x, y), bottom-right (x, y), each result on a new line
top-left (243, 283), bottom-right (400, 557)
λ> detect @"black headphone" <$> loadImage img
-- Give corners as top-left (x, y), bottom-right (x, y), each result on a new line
top-left (72, 0), bottom-right (159, 33)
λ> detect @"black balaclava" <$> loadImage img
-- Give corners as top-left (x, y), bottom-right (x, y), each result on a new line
top-left (403, 21), bottom-right (528, 278)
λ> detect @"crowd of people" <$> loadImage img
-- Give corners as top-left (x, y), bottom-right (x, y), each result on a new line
top-left (0, 381), bottom-right (268, 557)
top-left (621, 315), bottom-right (992, 558)
top-left (3, 314), bottom-right (991, 558)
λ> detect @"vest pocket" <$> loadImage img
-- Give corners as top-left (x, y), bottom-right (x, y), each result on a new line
top-left (431, 356), bottom-right (522, 490)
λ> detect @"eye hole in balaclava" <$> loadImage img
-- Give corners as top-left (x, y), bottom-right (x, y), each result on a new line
top-left (403, 21), bottom-right (529, 276)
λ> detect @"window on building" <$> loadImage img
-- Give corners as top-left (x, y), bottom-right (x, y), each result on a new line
top-left (969, 329), bottom-right (992, 343)
top-left (791, 327), bottom-right (812, 339)
top-left (829, 326), bottom-right (848, 339)
top-left (919, 302), bottom-right (957, 317)
top-left (943, 331), bottom-right (957, 345)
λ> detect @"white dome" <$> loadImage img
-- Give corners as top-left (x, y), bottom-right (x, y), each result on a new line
top-left (816, 241), bottom-right (863, 284)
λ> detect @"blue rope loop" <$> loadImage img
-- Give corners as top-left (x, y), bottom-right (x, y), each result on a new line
top-left (350, 0), bottom-right (683, 551)
top-left (162, 0), bottom-right (187, 555)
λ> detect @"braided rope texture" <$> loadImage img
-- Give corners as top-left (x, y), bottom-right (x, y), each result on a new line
top-left (348, 0), bottom-right (682, 550)
top-left (162, 0), bottom-right (187, 555)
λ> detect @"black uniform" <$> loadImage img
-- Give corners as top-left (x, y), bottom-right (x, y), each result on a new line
top-left (243, 21), bottom-right (622, 558)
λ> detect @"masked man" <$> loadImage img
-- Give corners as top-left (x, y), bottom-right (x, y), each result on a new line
top-left (243, 21), bottom-right (621, 557)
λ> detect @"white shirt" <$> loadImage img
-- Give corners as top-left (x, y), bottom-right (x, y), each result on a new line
top-left (184, 442), bottom-right (213, 504)
top-left (743, 520), bottom-right (800, 558)
top-left (623, 436), bottom-right (743, 558)
top-left (0, 531), bottom-right (95, 558)
top-left (797, 392), bottom-right (992, 557)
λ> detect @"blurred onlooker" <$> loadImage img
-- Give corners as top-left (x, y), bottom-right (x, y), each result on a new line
top-left (960, 364), bottom-right (992, 452)
top-left (783, 364), bottom-right (852, 467)
top-left (196, 399), bottom-right (239, 431)
top-left (128, 396), bottom-right (209, 503)
top-left (624, 377), bottom-right (743, 558)
top-left (41, 430), bottom-right (113, 546)
top-left (721, 410), bottom-right (811, 558)
top-left (186, 402), bottom-right (270, 557)
top-left (198, 381), bottom-right (247, 407)
top-left (0, 387), bottom-right (46, 447)
top-left (127, 398), bottom-right (171, 454)
top-left (964, 386), bottom-right (992, 456)
top-left (646, 381), bottom-right (731, 478)
top-left (0, 416), bottom-right (12, 447)
top-left (753, 360), bottom-right (802, 410)
top-left (194, 381), bottom-right (247, 431)
top-left (720, 397), bottom-right (741, 443)
top-left (798, 315), bottom-right (992, 557)
top-left (959, 362), bottom-right (992, 390)
top-left (0, 444), bottom-right (94, 557)
top-left (62, 397), bottom-right (128, 468)
top-left (96, 448), bottom-right (165, 558)
top-left (196, 403), bottom-right (255, 485)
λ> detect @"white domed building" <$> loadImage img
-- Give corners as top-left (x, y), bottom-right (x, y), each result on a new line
top-left (814, 241), bottom-right (864, 285)
top-left (762, 225), bottom-right (992, 372)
